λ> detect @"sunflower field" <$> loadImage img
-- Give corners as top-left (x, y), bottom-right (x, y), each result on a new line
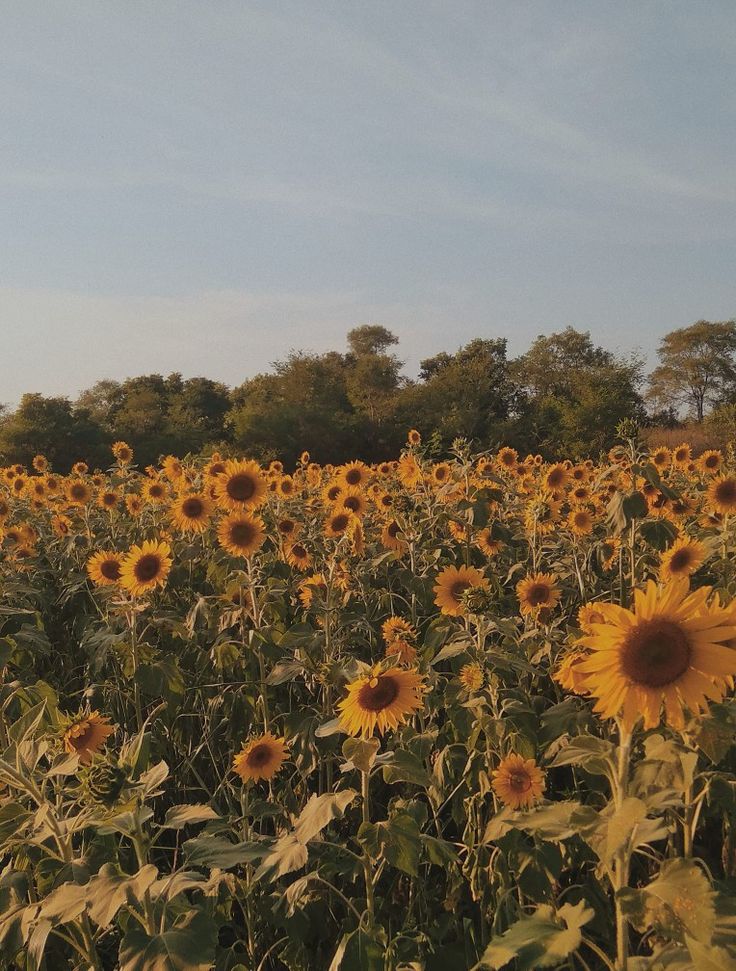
top-left (1, 427), bottom-right (736, 971)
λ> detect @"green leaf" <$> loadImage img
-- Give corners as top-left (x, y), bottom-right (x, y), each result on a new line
top-left (329, 928), bottom-right (386, 971)
top-left (119, 908), bottom-right (217, 971)
top-left (86, 864), bottom-right (158, 928)
top-left (38, 880), bottom-right (87, 923)
top-left (342, 737), bottom-right (380, 772)
top-left (161, 804), bottom-right (220, 830)
top-left (645, 859), bottom-right (716, 945)
top-left (475, 900), bottom-right (593, 969)
top-left (379, 749), bottom-right (433, 787)
top-left (358, 811), bottom-right (422, 876)
top-left (254, 833), bottom-right (309, 883)
top-left (686, 934), bottom-right (735, 970)
top-left (183, 835), bottom-right (265, 869)
top-left (550, 735), bottom-right (615, 777)
top-left (293, 789), bottom-right (357, 845)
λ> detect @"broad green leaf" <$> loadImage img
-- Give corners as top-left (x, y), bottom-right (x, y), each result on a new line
top-left (329, 928), bottom-right (386, 971)
top-left (183, 835), bottom-right (265, 869)
top-left (358, 811), bottom-right (421, 876)
top-left (645, 859), bottom-right (716, 945)
top-left (379, 749), bottom-right (433, 787)
top-left (86, 864), bottom-right (158, 928)
top-left (38, 881), bottom-right (87, 923)
top-left (254, 833), bottom-right (309, 883)
top-left (549, 735), bottom-right (615, 777)
top-left (293, 789), bottom-right (357, 844)
top-left (161, 804), bottom-right (220, 830)
top-left (342, 737), bottom-right (380, 772)
top-left (119, 907), bottom-right (217, 971)
top-left (476, 900), bottom-right (594, 969)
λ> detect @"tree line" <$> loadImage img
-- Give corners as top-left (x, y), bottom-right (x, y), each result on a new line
top-left (1, 320), bottom-right (734, 470)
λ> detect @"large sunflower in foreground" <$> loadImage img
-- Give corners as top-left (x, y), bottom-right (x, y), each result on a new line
top-left (217, 512), bottom-right (266, 558)
top-left (214, 460), bottom-right (267, 511)
top-left (492, 754), bottom-right (545, 809)
top-left (87, 550), bottom-right (123, 587)
top-left (433, 565), bottom-right (489, 617)
top-left (233, 733), bottom-right (288, 783)
top-left (575, 579), bottom-right (736, 730)
top-left (63, 712), bottom-right (115, 764)
top-left (338, 665), bottom-right (425, 738)
top-left (119, 540), bottom-right (172, 597)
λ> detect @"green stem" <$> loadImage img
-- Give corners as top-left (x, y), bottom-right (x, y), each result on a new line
top-left (361, 769), bottom-right (375, 926)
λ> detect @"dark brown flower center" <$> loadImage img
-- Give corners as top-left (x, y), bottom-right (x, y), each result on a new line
top-left (230, 521), bottom-right (256, 546)
top-left (621, 619), bottom-right (692, 687)
top-left (70, 484), bottom-right (87, 500)
top-left (669, 549), bottom-right (693, 572)
top-left (547, 468), bottom-right (565, 487)
top-left (209, 462), bottom-right (225, 476)
top-left (101, 559), bottom-right (121, 580)
top-left (278, 519), bottom-right (296, 534)
top-left (715, 479), bottom-right (736, 505)
top-left (246, 743), bottom-right (273, 768)
top-left (357, 675), bottom-right (399, 712)
top-left (330, 513), bottom-right (349, 532)
top-left (134, 554), bottom-right (161, 582)
top-left (149, 484), bottom-right (164, 498)
top-left (509, 771), bottom-right (531, 793)
top-left (227, 473), bottom-right (256, 502)
top-left (450, 580), bottom-right (471, 602)
top-left (182, 497), bottom-right (204, 518)
top-left (344, 496), bottom-right (361, 512)
top-left (345, 469), bottom-right (362, 485)
top-left (704, 454), bottom-right (719, 468)
top-left (290, 543), bottom-right (307, 559)
top-left (527, 583), bottom-right (551, 606)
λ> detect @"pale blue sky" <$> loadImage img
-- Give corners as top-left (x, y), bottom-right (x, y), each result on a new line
top-left (1, 1), bottom-right (735, 406)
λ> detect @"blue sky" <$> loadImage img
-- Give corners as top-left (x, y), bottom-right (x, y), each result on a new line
top-left (2, 1), bottom-right (735, 406)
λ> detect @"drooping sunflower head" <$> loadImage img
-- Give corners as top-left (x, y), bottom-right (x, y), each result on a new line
top-left (119, 540), bottom-right (172, 597)
top-left (381, 519), bottom-right (407, 552)
top-left (516, 573), bottom-right (561, 617)
top-left (215, 460), bottom-right (267, 511)
top-left (552, 650), bottom-right (590, 695)
top-left (492, 754), bottom-right (545, 810)
top-left (87, 550), bottom-right (123, 587)
top-left (475, 528), bottom-right (502, 558)
top-left (233, 733), bottom-right (288, 783)
top-left (217, 513), bottom-right (266, 558)
top-left (433, 565), bottom-right (489, 617)
top-left (338, 664), bottom-right (425, 738)
top-left (62, 711), bottom-right (115, 764)
top-left (574, 579), bottom-right (736, 730)
top-left (297, 572), bottom-right (328, 609)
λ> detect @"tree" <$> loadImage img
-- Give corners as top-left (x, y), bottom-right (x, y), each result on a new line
top-left (346, 325), bottom-right (398, 357)
top-left (512, 328), bottom-right (644, 456)
top-left (398, 338), bottom-right (517, 447)
top-left (0, 394), bottom-right (108, 470)
top-left (647, 320), bottom-right (736, 422)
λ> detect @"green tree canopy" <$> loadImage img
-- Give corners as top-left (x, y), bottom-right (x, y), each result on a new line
top-left (647, 319), bottom-right (736, 421)
top-left (0, 394), bottom-right (108, 471)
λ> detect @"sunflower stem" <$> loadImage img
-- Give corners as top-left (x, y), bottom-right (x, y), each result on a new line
top-left (613, 720), bottom-right (632, 971)
top-left (130, 604), bottom-right (143, 734)
top-left (361, 768), bottom-right (375, 927)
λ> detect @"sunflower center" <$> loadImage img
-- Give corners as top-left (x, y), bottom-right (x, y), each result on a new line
top-left (715, 480), bottom-right (736, 505)
top-left (621, 619), bottom-right (692, 688)
top-left (705, 455), bottom-right (719, 468)
top-left (290, 543), bottom-right (307, 558)
top-left (227, 473), bottom-right (256, 502)
top-left (70, 484), bottom-right (87, 500)
top-left (278, 519), bottom-right (296, 534)
top-left (101, 560), bottom-right (121, 580)
top-left (182, 497), bottom-right (204, 518)
top-left (230, 521), bottom-right (256, 546)
top-left (669, 549), bottom-right (693, 572)
top-left (344, 496), bottom-right (361, 512)
top-left (345, 469), bottom-right (362, 485)
top-left (246, 743), bottom-right (272, 768)
top-left (331, 513), bottom-right (349, 532)
top-left (357, 675), bottom-right (399, 712)
top-left (527, 583), bottom-right (550, 606)
top-left (134, 554), bottom-right (162, 582)
top-left (149, 484), bottom-right (164, 498)
top-left (509, 771), bottom-right (532, 793)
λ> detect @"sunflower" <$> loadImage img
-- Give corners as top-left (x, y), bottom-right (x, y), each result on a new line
top-left (0, 498), bottom-right (9, 522)
top-left (214, 460), bottom-right (267, 511)
top-left (65, 479), bottom-right (92, 506)
top-left (297, 573), bottom-right (328, 609)
top-left (599, 537), bottom-right (621, 571)
top-left (97, 489), bottom-right (119, 512)
top-left (659, 537), bottom-right (707, 581)
top-left (707, 475), bottom-right (736, 515)
top-left (324, 510), bottom-right (353, 538)
top-left (382, 616), bottom-right (417, 665)
top-left (491, 754), bottom-right (545, 810)
top-left (284, 541), bottom-right (312, 570)
top-left (397, 455), bottom-right (422, 489)
top-left (697, 450), bottom-right (723, 475)
top-left (429, 462), bottom-right (452, 486)
top-left (32, 454), bottom-right (49, 472)
top-left (568, 508), bottom-right (594, 536)
top-left (72, 462), bottom-right (88, 476)
top-left (407, 428), bottom-right (421, 445)
top-left (517, 573), bottom-right (561, 617)
top-left (578, 602), bottom-right (607, 633)
top-left (338, 664), bottom-right (424, 738)
top-left (142, 479), bottom-right (168, 503)
top-left (459, 662), bottom-right (484, 692)
top-left (433, 565), bottom-right (489, 617)
top-left (574, 579), bottom-right (736, 730)
top-left (119, 540), bottom-right (172, 597)
top-left (170, 493), bottom-right (213, 533)
top-left (553, 650), bottom-right (590, 695)
top-left (63, 712), bottom-right (115, 764)
top-left (651, 446), bottom-right (671, 470)
top-left (496, 446), bottom-right (518, 471)
top-left (51, 514), bottom-right (72, 538)
top-left (276, 517), bottom-right (299, 540)
top-left (125, 494), bottom-right (144, 516)
top-left (161, 455), bottom-right (184, 481)
top-left (217, 513), bottom-right (266, 558)
top-left (339, 490), bottom-right (368, 518)
top-left (544, 463), bottom-right (568, 491)
top-left (322, 482), bottom-right (345, 505)
top-left (112, 441), bottom-right (134, 465)
top-left (672, 443), bottom-right (692, 467)
top-left (233, 733), bottom-right (288, 783)
top-left (87, 550), bottom-right (123, 587)
top-left (524, 492), bottom-right (562, 536)
top-left (475, 528), bottom-right (502, 558)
